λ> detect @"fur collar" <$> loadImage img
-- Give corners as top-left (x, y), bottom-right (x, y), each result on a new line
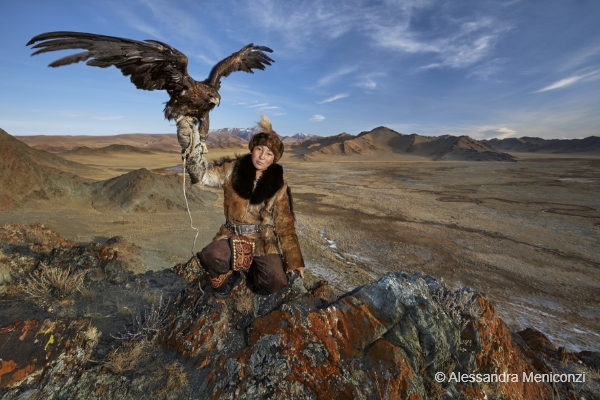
top-left (232, 154), bottom-right (284, 204)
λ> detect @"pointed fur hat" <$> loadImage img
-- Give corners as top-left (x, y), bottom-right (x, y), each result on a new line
top-left (248, 114), bottom-right (284, 162)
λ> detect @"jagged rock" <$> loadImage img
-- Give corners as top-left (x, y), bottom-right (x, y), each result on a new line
top-left (0, 318), bottom-right (99, 389)
top-left (160, 271), bottom-right (598, 399)
top-left (1, 244), bottom-right (598, 399)
top-left (0, 224), bottom-right (132, 288)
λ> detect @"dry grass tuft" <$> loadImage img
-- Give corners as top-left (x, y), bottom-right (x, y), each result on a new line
top-left (103, 338), bottom-right (151, 374)
top-left (113, 295), bottom-right (169, 342)
top-left (25, 227), bottom-right (49, 245)
top-left (155, 362), bottom-right (189, 398)
top-left (18, 263), bottom-right (86, 301)
top-left (234, 289), bottom-right (254, 315)
top-left (105, 297), bottom-right (174, 379)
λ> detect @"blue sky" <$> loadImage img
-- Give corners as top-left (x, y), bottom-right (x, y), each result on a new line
top-left (1, 0), bottom-right (599, 139)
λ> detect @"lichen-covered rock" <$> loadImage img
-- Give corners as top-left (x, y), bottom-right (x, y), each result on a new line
top-left (0, 224), bottom-right (132, 289)
top-left (2, 257), bottom-right (598, 399)
top-left (159, 272), bottom-right (595, 399)
top-left (0, 318), bottom-right (99, 389)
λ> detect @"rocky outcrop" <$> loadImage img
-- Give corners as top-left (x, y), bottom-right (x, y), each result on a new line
top-left (0, 318), bottom-right (99, 390)
top-left (1, 235), bottom-right (598, 399)
top-left (160, 264), bottom-right (599, 399)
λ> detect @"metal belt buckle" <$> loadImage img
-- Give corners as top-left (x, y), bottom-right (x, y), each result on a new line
top-left (236, 224), bottom-right (253, 235)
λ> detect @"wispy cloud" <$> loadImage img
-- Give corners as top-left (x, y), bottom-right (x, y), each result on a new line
top-left (244, 102), bottom-right (283, 114)
top-left (317, 93), bottom-right (349, 104)
top-left (535, 70), bottom-right (600, 93)
top-left (559, 43), bottom-right (600, 71)
top-left (369, 10), bottom-right (510, 70)
top-left (316, 66), bottom-right (357, 87)
top-left (111, 0), bottom-right (220, 54)
top-left (477, 127), bottom-right (517, 140)
top-left (310, 114), bottom-right (325, 122)
top-left (355, 73), bottom-right (384, 89)
top-left (107, 2), bottom-right (163, 39)
top-left (237, 0), bottom-right (362, 50)
top-left (195, 54), bottom-right (218, 66)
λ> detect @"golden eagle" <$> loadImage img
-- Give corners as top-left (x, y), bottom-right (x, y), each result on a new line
top-left (26, 31), bottom-right (274, 130)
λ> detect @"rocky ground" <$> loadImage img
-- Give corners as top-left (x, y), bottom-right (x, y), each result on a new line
top-left (1, 223), bottom-right (599, 399)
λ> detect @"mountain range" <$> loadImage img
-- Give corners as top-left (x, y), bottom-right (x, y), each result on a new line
top-left (16, 130), bottom-right (319, 152)
top-left (291, 126), bottom-right (516, 161)
top-left (13, 127), bottom-right (600, 161)
top-left (483, 136), bottom-right (600, 154)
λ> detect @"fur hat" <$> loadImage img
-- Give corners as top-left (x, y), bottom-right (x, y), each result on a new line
top-left (248, 114), bottom-right (284, 162)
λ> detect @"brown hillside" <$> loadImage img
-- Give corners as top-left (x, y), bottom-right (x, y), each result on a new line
top-left (90, 168), bottom-right (216, 213)
top-left (16, 133), bottom-right (180, 152)
top-left (64, 144), bottom-right (157, 156)
top-left (0, 128), bottom-right (92, 211)
top-left (206, 132), bottom-right (248, 149)
top-left (293, 127), bottom-right (515, 161)
top-left (484, 136), bottom-right (600, 154)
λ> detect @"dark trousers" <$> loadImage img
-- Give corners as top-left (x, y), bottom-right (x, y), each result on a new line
top-left (197, 239), bottom-right (288, 294)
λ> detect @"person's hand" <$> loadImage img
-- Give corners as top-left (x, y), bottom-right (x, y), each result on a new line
top-left (297, 267), bottom-right (304, 279)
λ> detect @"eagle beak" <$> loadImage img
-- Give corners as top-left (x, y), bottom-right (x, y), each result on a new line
top-left (211, 97), bottom-right (220, 107)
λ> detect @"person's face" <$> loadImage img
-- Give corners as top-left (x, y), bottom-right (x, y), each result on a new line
top-left (251, 145), bottom-right (275, 171)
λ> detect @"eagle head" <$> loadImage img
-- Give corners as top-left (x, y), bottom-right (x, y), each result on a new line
top-left (209, 94), bottom-right (220, 108)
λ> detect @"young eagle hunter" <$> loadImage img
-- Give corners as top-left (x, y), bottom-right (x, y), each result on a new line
top-left (190, 115), bottom-right (305, 298)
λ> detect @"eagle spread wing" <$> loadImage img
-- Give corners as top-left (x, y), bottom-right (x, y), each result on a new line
top-left (207, 44), bottom-right (274, 90)
top-left (27, 31), bottom-right (274, 121)
top-left (27, 31), bottom-right (193, 94)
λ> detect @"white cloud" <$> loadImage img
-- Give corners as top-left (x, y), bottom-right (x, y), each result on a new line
top-left (477, 127), bottom-right (517, 140)
top-left (310, 114), bottom-right (325, 122)
top-left (535, 70), bottom-right (600, 93)
top-left (110, 0), bottom-right (221, 56)
top-left (243, 102), bottom-right (283, 114)
top-left (368, 12), bottom-right (510, 70)
top-left (316, 66), bottom-right (357, 87)
top-left (195, 54), bottom-right (218, 66)
top-left (317, 93), bottom-right (349, 104)
top-left (559, 43), bottom-right (600, 71)
top-left (237, 0), bottom-right (362, 50)
top-left (355, 73), bottom-right (385, 89)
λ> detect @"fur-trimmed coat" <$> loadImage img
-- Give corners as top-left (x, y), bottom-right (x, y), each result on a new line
top-left (198, 153), bottom-right (304, 273)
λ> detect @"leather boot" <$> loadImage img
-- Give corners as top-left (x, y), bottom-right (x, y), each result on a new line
top-left (213, 270), bottom-right (242, 299)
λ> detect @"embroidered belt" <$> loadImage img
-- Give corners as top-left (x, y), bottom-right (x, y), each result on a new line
top-left (225, 221), bottom-right (273, 236)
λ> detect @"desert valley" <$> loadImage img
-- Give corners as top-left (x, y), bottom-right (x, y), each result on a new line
top-left (1, 125), bottom-right (599, 397)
